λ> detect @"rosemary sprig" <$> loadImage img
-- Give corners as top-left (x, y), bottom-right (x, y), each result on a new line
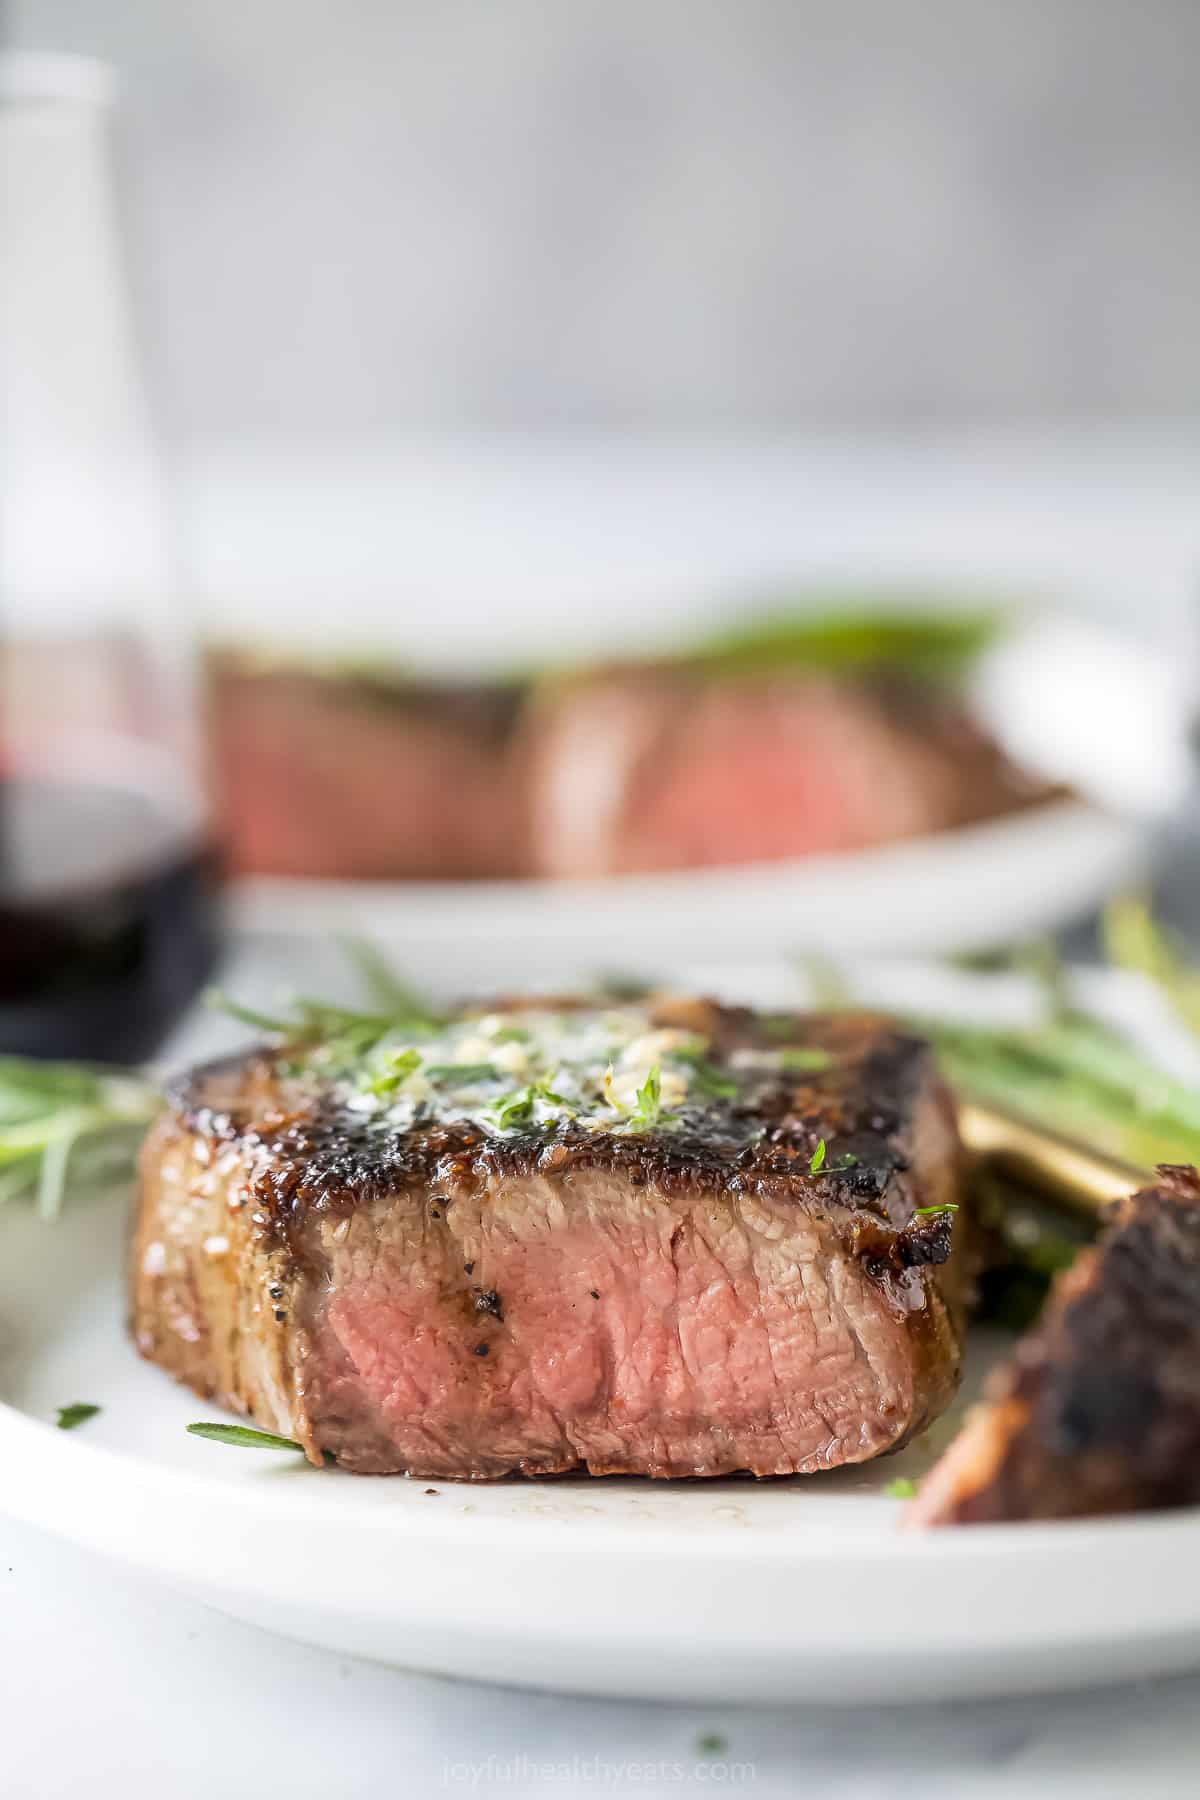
top-left (0, 1060), bottom-right (159, 1219)
top-left (56, 1403), bottom-right (100, 1431)
top-left (186, 1422), bottom-right (306, 1452)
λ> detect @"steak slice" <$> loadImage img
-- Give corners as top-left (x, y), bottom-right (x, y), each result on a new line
top-left (517, 669), bottom-right (1052, 879)
top-left (909, 1165), bottom-right (1200, 1525)
top-left (131, 999), bottom-right (968, 1480)
top-left (208, 657), bottom-right (524, 880)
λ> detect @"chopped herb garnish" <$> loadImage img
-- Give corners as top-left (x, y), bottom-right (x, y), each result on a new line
top-left (779, 1047), bottom-right (834, 1073)
top-left (423, 1062), bottom-right (500, 1084)
top-left (809, 1138), bottom-right (827, 1173)
top-left (489, 1025), bottom-right (531, 1045)
top-left (204, 991), bottom-right (295, 1035)
top-left (489, 1081), bottom-right (570, 1130)
top-left (362, 1048), bottom-right (422, 1097)
top-left (912, 1203), bottom-right (959, 1217)
top-left (883, 1477), bottom-right (917, 1499)
top-left (208, 941), bottom-right (444, 1066)
top-left (56, 1403), bottom-right (100, 1431)
top-left (187, 1422), bottom-right (306, 1452)
top-left (675, 1047), bottom-right (737, 1099)
top-left (696, 1733), bottom-right (729, 1758)
top-left (626, 1064), bottom-right (663, 1132)
top-left (489, 1086), bottom-right (537, 1130)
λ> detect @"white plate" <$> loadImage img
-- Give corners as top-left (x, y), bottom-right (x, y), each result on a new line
top-left (4, 952), bottom-right (1200, 1704)
top-left (230, 614), bottom-right (1194, 958)
top-left (5, 1197), bottom-right (1200, 1706)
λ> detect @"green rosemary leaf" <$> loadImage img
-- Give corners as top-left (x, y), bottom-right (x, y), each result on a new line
top-left (205, 990), bottom-right (295, 1035)
top-left (56, 1403), bottom-right (100, 1431)
top-left (883, 1477), bottom-right (917, 1499)
top-left (186, 1422), bottom-right (306, 1452)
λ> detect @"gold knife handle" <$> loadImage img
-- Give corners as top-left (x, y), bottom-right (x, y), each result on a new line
top-left (957, 1096), bottom-right (1146, 1218)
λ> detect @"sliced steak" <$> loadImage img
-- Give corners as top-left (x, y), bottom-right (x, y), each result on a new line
top-left (909, 1165), bottom-right (1200, 1525)
top-left (517, 670), bottom-right (1051, 879)
top-left (131, 999), bottom-right (968, 1480)
top-left (208, 658), bottom-right (523, 880)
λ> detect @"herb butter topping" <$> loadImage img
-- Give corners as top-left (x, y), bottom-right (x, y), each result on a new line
top-left (207, 976), bottom-right (841, 1148)
top-left (328, 1006), bottom-right (727, 1137)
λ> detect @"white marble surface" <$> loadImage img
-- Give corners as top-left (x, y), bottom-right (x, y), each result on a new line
top-left (4, 1511), bottom-right (1200, 1799)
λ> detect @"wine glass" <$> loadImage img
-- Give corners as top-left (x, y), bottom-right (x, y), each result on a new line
top-left (0, 53), bottom-right (219, 1062)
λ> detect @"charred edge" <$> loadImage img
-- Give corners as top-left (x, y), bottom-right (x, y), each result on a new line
top-left (855, 1212), bottom-right (955, 1282)
top-left (1037, 1174), bottom-right (1200, 1466)
top-left (166, 1023), bottom-right (935, 1245)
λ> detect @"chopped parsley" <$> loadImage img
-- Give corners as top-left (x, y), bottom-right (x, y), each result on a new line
top-left (883, 1477), bottom-right (917, 1499)
top-left (626, 1064), bottom-right (663, 1132)
top-left (489, 1086), bottom-right (538, 1130)
top-left (204, 993), bottom-right (295, 1035)
top-left (487, 1082), bottom-right (569, 1131)
top-left (362, 1048), bottom-right (422, 1097)
top-left (56, 1403), bottom-right (100, 1431)
top-left (912, 1203), bottom-right (959, 1217)
top-left (809, 1137), bottom-right (827, 1173)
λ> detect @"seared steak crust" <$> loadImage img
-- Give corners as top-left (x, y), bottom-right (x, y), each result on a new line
top-left (910, 1165), bottom-right (1200, 1525)
top-left (131, 1002), bottom-right (968, 1480)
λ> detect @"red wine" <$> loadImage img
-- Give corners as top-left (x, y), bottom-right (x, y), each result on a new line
top-left (0, 776), bottom-right (220, 1063)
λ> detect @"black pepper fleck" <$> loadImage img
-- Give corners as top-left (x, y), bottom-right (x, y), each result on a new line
top-left (273, 1308), bottom-right (287, 1322)
top-left (589, 1289), bottom-right (600, 1299)
top-left (463, 1261), bottom-right (474, 1275)
top-left (473, 1343), bottom-right (490, 1357)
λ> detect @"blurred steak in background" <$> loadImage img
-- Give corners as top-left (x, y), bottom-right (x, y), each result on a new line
top-left (211, 657), bottom-right (524, 879)
top-left (519, 670), bottom-right (1050, 878)
top-left (208, 611), bottom-right (1059, 884)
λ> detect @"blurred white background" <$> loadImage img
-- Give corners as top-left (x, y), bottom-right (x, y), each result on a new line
top-left (7, 0), bottom-right (1200, 660)
top-left (10, 0), bottom-right (1200, 437)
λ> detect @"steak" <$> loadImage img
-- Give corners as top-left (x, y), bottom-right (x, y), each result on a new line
top-left (909, 1165), bottom-right (1200, 1525)
top-left (209, 658), bottom-right (523, 880)
top-left (131, 998), bottom-right (968, 1480)
top-left (517, 671), bottom-right (1051, 879)
top-left (209, 651), bottom-right (1054, 884)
